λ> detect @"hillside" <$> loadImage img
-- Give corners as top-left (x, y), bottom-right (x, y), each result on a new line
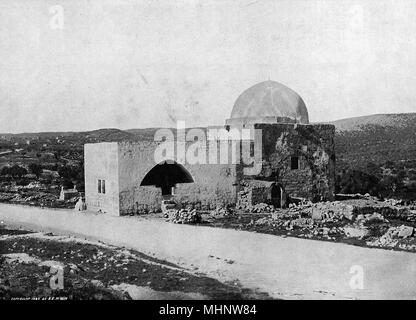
top-left (0, 128), bottom-right (136, 143)
top-left (332, 113), bottom-right (416, 132)
top-left (332, 113), bottom-right (416, 170)
top-left (0, 112), bottom-right (414, 201)
top-left (332, 113), bottom-right (416, 199)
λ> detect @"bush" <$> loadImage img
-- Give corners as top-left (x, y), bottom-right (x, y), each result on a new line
top-left (58, 164), bottom-right (84, 189)
top-left (15, 178), bottom-right (30, 186)
top-left (336, 169), bottom-right (381, 196)
top-left (28, 163), bottom-right (42, 178)
top-left (1, 165), bottom-right (28, 178)
top-left (336, 160), bottom-right (416, 200)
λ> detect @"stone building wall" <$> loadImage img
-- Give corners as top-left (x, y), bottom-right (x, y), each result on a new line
top-left (236, 181), bottom-right (271, 209)
top-left (247, 123), bottom-right (335, 201)
top-left (84, 142), bottom-right (120, 215)
top-left (117, 141), bottom-right (163, 215)
top-left (117, 139), bottom-right (239, 215)
top-left (173, 164), bottom-right (238, 211)
top-left (84, 122), bottom-right (335, 215)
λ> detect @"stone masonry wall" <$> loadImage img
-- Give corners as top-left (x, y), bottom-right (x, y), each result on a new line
top-left (248, 123), bottom-right (335, 201)
top-left (85, 123), bottom-right (335, 215)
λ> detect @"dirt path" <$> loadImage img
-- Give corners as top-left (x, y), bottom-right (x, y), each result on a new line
top-left (1, 203), bottom-right (416, 299)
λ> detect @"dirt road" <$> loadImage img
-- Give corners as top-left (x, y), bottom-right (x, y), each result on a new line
top-left (1, 204), bottom-right (415, 299)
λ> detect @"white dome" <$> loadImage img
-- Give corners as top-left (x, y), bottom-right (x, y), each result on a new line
top-left (229, 80), bottom-right (309, 124)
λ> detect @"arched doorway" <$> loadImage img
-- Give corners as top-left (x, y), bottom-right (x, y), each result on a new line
top-left (140, 161), bottom-right (194, 196)
top-left (270, 183), bottom-right (285, 208)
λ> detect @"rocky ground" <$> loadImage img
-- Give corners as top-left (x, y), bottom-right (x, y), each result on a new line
top-left (0, 225), bottom-right (270, 300)
top-left (140, 195), bottom-right (416, 254)
top-left (0, 180), bottom-right (77, 209)
top-left (202, 197), bottom-right (416, 253)
top-left (0, 191), bottom-right (76, 209)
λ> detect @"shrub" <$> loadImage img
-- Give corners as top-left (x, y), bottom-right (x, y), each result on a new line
top-left (1, 165), bottom-right (28, 178)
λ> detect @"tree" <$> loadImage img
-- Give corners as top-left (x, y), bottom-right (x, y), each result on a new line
top-left (338, 169), bottom-right (381, 196)
top-left (58, 163), bottom-right (84, 190)
top-left (29, 163), bottom-right (42, 178)
top-left (366, 162), bottom-right (382, 177)
top-left (380, 174), bottom-right (404, 196)
top-left (1, 165), bottom-right (28, 178)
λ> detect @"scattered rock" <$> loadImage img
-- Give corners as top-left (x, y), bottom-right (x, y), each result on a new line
top-left (91, 279), bottom-right (105, 288)
top-left (343, 226), bottom-right (369, 238)
top-left (210, 205), bottom-right (235, 217)
top-left (397, 225), bottom-right (414, 239)
top-left (165, 208), bottom-right (201, 224)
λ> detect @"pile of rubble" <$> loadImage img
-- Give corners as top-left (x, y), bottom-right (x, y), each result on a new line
top-left (252, 200), bottom-right (389, 239)
top-left (291, 201), bottom-right (355, 221)
top-left (254, 216), bottom-right (284, 228)
top-left (164, 208), bottom-right (201, 224)
top-left (236, 188), bottom-right (251, 210)
top-left (311, 226), bottom-right (344, 238)
top-left (161, 199), bottom-right (177, 213)
top-left (342, 226), bottom-right (369, 239)
top-left (0, 193), bottom-right (15, 202)
top-left (248, 203), bottom-right (276, 213)
top-left (238, 202), bottom-right (287, 214)
top-left (210, 205), bottom-right (235, 217)
top-left (355, 212), bottom-right (387, 225)
top-left (367, 225), bottom-right (415, 249)
top-left (283, 217), bottom-right (315, 230)
top-left (220, 196), bottom-right (416, 252)
top-left (406, 210), bottom-right (416, 222)
top-left (384, 198), bottom-right (405, 206)
top-left (288, 199), bottom-right (313, 210)
top-left (254, 214), bottom-right (343, 240)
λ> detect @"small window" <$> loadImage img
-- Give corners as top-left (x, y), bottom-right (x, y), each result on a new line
top-left (98, 179), bottom-right (106, 194)
top-left (250, 141), bottom-right (255, 157)
top-left (291, 156), bottom-right (299, 170)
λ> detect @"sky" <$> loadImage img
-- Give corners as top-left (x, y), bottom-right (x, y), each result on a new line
top-left (1, 0), bottom-right (416, 133)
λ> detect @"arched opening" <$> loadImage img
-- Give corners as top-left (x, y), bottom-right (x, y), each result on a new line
top-left (270, 183), bottom-right (285, 208)
top-left (140, 161), bottom-right (194, 196)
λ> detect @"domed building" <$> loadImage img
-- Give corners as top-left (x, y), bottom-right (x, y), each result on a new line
top-left (226, 80), bottom-right (309, 126)
top-left (84, 80), bottom-right (336, 216)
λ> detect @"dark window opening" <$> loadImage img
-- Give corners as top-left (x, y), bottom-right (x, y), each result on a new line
top-left (161, 185), bottom-right (172, 196)
top-left (291, 156), bottom-right (299, 170)
top-left (270, 184), bottom-right (282, 208)
top-left (250, 141), bottom-right (255, 157)
top-left (98, 179), bottom-right (106, 194)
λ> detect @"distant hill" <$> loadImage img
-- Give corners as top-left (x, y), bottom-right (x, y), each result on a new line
top-left (332, 113), bottom-right (416, 132)
top-left (125, 128), bottom-right (160, 141)
top-left (0, 128), bottom-right (136, 143)
top-left (1, 113), bottom-right (415, 167)
top-left (331, 113), bottom-right (416, 170)
top-left (82, 128), bottom-right (136, 142)
top-left (2, 113), bottom-right (414, 199)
